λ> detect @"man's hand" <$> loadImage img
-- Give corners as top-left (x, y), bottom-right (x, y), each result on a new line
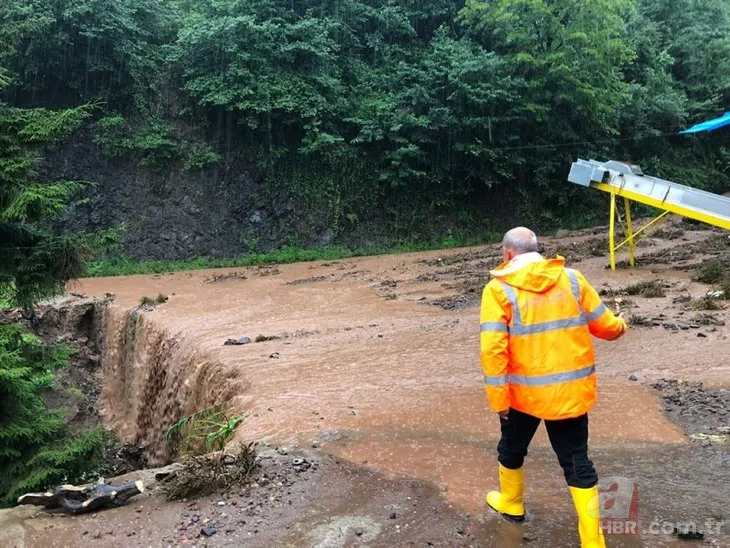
top-left (497, 409), bottom-right (509, 421)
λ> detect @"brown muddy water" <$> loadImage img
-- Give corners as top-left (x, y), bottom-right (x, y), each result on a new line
top-left (7, 222), bottom-right (730, 547)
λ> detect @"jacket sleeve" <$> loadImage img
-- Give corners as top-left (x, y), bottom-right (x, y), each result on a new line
top-left (577, 271), bottom-right (627, 340)
top-left (479, 280), bottom-right (511, 412)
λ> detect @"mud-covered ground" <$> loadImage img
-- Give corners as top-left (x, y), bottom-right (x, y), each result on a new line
top-left (2, 449), bottom-right (488, 548)
top-left (2, 217), bottom-right (729, 547)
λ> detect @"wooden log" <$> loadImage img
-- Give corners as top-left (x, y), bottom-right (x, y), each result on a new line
top-left (18, 480), bottom-right (144, 515)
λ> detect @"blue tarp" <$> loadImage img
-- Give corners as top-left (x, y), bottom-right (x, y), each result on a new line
top-left (679, 112), bottom-right (730, 134)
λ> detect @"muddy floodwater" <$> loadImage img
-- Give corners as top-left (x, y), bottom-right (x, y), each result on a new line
top-left (3, 221), bottom-right (729, 547)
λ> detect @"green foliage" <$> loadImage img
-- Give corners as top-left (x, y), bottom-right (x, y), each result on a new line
top-left (2, 0), bottom-right (730, 240)
top-left (0, 324), bottom-right (105, 506)
top-left (94, 115), bottom-right (220, 171)
top-left (86, 233), bottom-right (491, 277)
top-left (2, 0), bottom-right (174, 112)
top-left (265, 144), bottom-right (374, 236)
top-left (0, 7), bottom-right (117, 508)
top-left (182, 142), bottom-right (220, 171)
top-left (1, 18), bottom-right (120, 308)
top-left (636, 0), bottom-right (730, 107)
top-left (164, 406), bottom-right (244, 457)
top-left (691, 260), bottom-right (730, 302)
top-left (92, 115), bottom-right (128, 156)
top-left (0, 101), bottom-right (121, 309)
top-left (693, 260), bottom-right (728, 285)
top-left (94, 115), bottom-right (178, 169)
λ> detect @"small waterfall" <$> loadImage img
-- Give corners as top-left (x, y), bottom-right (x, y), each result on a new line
top-left (100, 304), bottom-right (246, 465)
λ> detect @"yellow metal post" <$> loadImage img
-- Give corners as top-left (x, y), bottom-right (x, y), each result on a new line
top-left (624, 196), bottom-right (635, 267)
top-left (609, 190), bottom-right (616, 270)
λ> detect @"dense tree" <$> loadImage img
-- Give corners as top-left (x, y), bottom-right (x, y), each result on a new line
top-left (0, 6), bottom-right (117, 507)
top-left (4, 0), bottom-right (173, 111)
top-left (1, 0), bottom-right (729, 236)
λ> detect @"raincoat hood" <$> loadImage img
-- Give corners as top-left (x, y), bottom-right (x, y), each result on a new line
top-left (489, 253), bottom-right (566, 293)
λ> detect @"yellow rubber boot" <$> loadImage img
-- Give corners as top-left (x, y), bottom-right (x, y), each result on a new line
top-left (569, 486), bottom-right (606, 548)
top-left (486, 464), bottom-right (525, 522)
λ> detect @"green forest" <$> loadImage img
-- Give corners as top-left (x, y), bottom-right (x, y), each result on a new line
top-left (0, 0), bottom-right (729, 504)
top-left (3, 0), bottom-right (730, 244)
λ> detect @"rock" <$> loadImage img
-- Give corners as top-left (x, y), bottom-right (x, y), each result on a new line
top-left (390, 512), bottom-right (397, 519)
top-left (200, 524), bottom-right (217, 537)
top-left (697, 332), bottom-right (707, 338)
top-left (674, 525), bottom-right (703, 540)
top-left (628, 374), bottom-right (638, 381)
top-left (224, 337), bottom-right (251, 345)
top-left (318, 228), bottom-right (335, 246)
top-left (292, 458), bottom-right (310, 470)
top-left (217, 501), bottom-right (226, 506)
top-left (523, 532), bottom-right (537, 541)
top-left (319, 430), bottom-right (342, 443)
top-left (269, 352), bottom-right (280, 359)
top-left (154, 463), bottom-right (182, 481)
top-left (277, 447), bottom-right (289, 455)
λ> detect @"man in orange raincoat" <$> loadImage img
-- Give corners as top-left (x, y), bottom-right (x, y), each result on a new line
top-left (480, 227), bottom-right (627, 548)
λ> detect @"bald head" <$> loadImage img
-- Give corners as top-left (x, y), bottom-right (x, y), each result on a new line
top-left (502, 227), bottom-right (539, 260)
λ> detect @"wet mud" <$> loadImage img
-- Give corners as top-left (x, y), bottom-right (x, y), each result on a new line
top-left (1, 450), bottom-right (483, 548)
top-left (1, 217), bottom-right (729, 546)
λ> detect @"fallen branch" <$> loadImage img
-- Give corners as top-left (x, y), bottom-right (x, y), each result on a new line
top-left (18, 480), bottom-right (144, 515)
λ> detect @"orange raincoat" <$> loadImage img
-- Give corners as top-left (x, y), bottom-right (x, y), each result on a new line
top-left (479, 254), bottom-right (626, 420)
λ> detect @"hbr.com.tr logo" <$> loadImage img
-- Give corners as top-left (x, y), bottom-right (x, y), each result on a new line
top-left (596, 477), bottom-right (640, 535)
top-left (590, 477), bottom-right (725, 538)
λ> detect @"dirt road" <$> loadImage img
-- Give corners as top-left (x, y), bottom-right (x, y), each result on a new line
top-left (2, 219), bottom-right (729, 547)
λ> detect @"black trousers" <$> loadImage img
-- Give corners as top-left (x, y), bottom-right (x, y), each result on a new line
top-left (497, 408), bottom-right (598, 489)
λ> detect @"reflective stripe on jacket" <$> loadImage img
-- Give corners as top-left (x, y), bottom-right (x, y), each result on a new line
top-left (479, 255), bottom-right (626, 420)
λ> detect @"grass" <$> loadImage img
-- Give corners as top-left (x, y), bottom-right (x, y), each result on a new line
top-left (692, 296), bottom-right (724, 311)
top-left (692, 260), bottom-right (728, 285)
top-left (628, 314), bottom-right (652, 326)
top-left (623, 280), bottom-right (666, 298)
top-left (85, 235), bottom-right (496, 278)
top-left (0, 285), bottom-right (13, 309)
top-left (718, 278), bottom-right (730, 300)
top-left (165, 406), bottom-right (244, 457)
